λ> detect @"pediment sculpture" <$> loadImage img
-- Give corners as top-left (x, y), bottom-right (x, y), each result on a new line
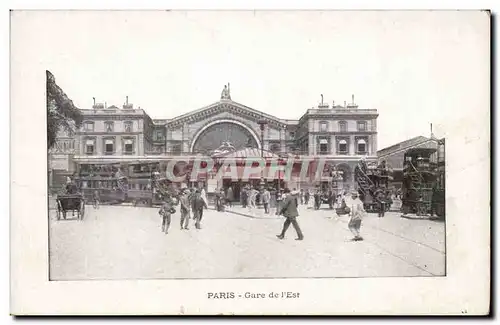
top-left (220, 83), bottom-right (231, 100)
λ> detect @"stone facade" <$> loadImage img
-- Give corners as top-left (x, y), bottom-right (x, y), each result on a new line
top-left (52, 94), bottom-right (379, 189)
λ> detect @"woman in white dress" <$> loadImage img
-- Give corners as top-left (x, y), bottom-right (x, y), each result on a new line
top-left (307, 190), bottom-right (315, 209)
top-left (200, 188), bottom-right (208, 207)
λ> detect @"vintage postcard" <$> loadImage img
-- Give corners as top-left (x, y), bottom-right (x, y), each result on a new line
top-left (10, 10), bottom-right (490, 315)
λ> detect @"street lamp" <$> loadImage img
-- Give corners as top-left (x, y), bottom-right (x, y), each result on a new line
top-left (257, 117), bottom-right (267, 189)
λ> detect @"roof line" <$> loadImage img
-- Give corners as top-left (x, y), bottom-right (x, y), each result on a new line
top-left (378, 138), bottom-right (438, 158)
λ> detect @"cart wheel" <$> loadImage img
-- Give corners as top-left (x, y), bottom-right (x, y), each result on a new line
top-left (56, 209), bottom-right (61, 221)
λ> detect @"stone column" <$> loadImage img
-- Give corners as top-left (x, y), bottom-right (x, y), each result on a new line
top-left (308, 134), bottom-right (314, 155)
top-left (280, 127), bottom-right (286, 152)
top-left (137, 134), bottom-right (144, 156)
top-left (264, 124), bottom-right (269, 151)
top-left (331, 135), bottom-right (336, 155)
top-left (96, 136), bottom-right (103, 155)
top-left (350, 135), bottom-right (355, 155)
top-left (115, 135), bottom-right (122, 155)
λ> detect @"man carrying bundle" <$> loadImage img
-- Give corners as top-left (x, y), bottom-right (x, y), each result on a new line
top-left (159, 195), bottom-right (176, 234)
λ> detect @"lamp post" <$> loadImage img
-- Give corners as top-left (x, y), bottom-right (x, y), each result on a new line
top-left (257, 117), bottom-right (267, 189)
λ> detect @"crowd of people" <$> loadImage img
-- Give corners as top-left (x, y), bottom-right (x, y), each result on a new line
top-left (158, 187), bottom-right (209, 234)
top-left (202, 184), bottom-right (391, 242)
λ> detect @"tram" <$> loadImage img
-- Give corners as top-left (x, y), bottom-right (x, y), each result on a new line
top-left (401, 147), bottom-right (445, 218)
top-left (354, 159), bottom-right (392, 212)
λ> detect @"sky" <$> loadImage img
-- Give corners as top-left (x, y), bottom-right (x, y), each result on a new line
top-left (12, 10), bottom-right (489, 149)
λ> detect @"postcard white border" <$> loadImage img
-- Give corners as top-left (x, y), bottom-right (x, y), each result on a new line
top-left (9, 8), bottom-right (490, 315)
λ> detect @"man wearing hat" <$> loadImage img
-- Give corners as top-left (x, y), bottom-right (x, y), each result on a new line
top-left (179, 188), bottom-right (191, 230)
top-left (276, 188), bottom-right (304, 241)
top-left (348, 191), bottom-right (365, 241)
top-left (159, 194), bottom-right (176, 235)
top-left (191, 189), bottom-right (208, 229)
top-left (261, 187), bottom-right (271, 214)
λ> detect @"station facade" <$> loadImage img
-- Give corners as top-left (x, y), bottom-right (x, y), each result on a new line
top-left (49, 87), bottom-right (380, 194)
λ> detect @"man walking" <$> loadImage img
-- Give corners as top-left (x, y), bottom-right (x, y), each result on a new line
top-left (276, 189), bottom-right (304, 241)
top-left (248, 186), bottom-right (258, 213)
top-left (314, 189), bottom-right (321, 210)
top-left (375, 187), bottom-right (386, 218)
top-left (92, 189), bottom-right (100, 209)
top-left (191, 189), bottom-right (208, 229)
top-left (226, 186), bottom-right (234, 209)
top-left (179, 189), bottom-right (191, 230)
top-left (261, 187), bottom-right (271, 214)
top-left (348, 191), bottom-right (365, 241)
top-left (241, 186), bottom-right (248, 208)
top-left (159, 195), bottom-right (176, 235)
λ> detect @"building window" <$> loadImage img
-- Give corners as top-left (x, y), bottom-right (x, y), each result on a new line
top-left (85, 139), bottom-right (95, 155)
top-left (105, 121), bottom-right (114, 132)
top-left (83, 121), bottom-right (94, 132)
top-left (357, 121), bottom-right (367, 132)
top-left (154, 130), bottom-right (164, 141)
top-left (104, 139), bottom-right (114, 155)
top-left (319, 138), bottom-right (329, 154)
top-left (357, 139), bottom-right (367, 154)
top-left (338, 121), bottom-right (347, 132)
top-left (338, 139), bottom-right (348, 154)
top-left (171, 144), bottom-right (182, 154)
top-left (124, 139), bottom-right (134, 154)
top-left (320, 121), bottom-right (328, 132)
top-left (124, 121), bottom-right (132, 133)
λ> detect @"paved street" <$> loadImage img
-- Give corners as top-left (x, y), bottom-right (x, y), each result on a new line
top-left (49, 203), bottom-right (445, 280)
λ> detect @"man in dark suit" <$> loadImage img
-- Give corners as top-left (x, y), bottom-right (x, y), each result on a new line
top-left (191, 189), bottom-right (208, 229)
top-left (276, 188), bottom-right (304, 241)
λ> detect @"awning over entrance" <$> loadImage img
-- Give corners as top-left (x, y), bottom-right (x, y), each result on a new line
top-left (213, 147), bottom-right (280, 159)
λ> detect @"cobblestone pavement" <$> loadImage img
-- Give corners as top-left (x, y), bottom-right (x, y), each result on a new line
top-left (49, 203), bottom-right (445, 280)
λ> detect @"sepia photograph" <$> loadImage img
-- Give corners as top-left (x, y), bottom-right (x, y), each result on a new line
top-left (10, 9), bottom-right (490, 315)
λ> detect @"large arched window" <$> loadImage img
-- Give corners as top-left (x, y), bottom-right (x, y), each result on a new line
top-left (192, 122), bottom-right (259, 154)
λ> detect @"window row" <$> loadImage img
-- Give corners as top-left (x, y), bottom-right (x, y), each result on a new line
top-left (83, 121), bottom-right (134, 133)
top-left (316, 138), bottom-right (368, 155)
top-left (85, 139), bottom-right (135, 155)
top-left (318, 121), bottom-right (367, 132)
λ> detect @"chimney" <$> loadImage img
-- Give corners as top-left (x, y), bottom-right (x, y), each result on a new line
top-left (126, 96), bottom-right (129, 105)
top-left (344, 101), bottom-right (346, 107)
top-left (93, 97), bottom-right (96, 106)
top-left (352, 94), bottom-right (355, 104)
top-left (105, 102), bottom-right (107, 109)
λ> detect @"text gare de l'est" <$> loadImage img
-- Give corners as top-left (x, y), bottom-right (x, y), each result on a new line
top-left (162, 157), bottom-right (330, 182)
top-left (207, 292), bottom-right (300, 299)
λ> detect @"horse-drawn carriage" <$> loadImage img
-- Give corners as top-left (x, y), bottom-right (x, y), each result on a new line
top-left (55, 193), bottom-right (85, 221)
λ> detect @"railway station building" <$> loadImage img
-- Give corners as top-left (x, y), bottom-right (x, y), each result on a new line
top-left (49, 86), bottom-right (380, 196)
